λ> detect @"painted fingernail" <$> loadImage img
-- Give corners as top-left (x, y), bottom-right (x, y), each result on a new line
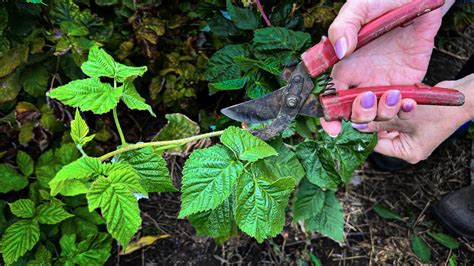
top-left (361, 92), bottom-right (375, 109)
top-left (351, 123), bottom-right (368, 130)
top-left (402, 102), bottom-right (413, 112)
top-left (335, 37), bottom-right (348, 60)
top-left (386, 90), bottom-right (401, 107)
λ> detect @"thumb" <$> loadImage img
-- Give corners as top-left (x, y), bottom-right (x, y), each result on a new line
top-left (328, 0), bottom-right (409, 59)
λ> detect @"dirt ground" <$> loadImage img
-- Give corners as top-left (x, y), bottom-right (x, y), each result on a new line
top-left (110, 27), bottom-right (474, 265)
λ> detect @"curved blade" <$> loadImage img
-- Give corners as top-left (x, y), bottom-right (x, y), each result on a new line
top-left (299, 94), bottom-right (325, 118)
top-left (221, 86), bottom-right (286, 123)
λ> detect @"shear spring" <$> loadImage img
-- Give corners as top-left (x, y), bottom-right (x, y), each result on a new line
top-left (321, 75), bottom-right (336, 97)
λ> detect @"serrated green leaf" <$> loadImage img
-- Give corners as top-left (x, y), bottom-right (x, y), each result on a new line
top-left (208, 78), bottom-right (246, 95)
top-left (372, 203), bottom-right (403, 221)
top-left (48, 78), bottom-right (123, 114)
top-left (17, 150), bottom-right (35, 177)
top-left (49, 156), bottom-right (102, 196)
top-left (411, 234), bottom-right (431, 262)
top-left (235, 166), bottom-right (295, 242)
top-left (1, 220), bottom-right (40, 265)
top-left (0, 164), bottom-right (29, 193)
top-left (205, 44), bottom-right (250, 83)
top-left (0, 45), bottom-right (29, 78)
top-left (427, 232), bottom-right (459, 249)
top-left (36, 203), bottom-right (74, 224)
top-left (256, 138), bottom-right (305, 182)
top-left (86, 176), bottom-right (141, 246)
top-left (119, 147), bottom-right (176, 193)
top-left (120, 82), bottom-right (155, 116)
top-left (80, 46), bottom-right (115, 78)
top-left (189, 197), bottom-right (238, 243)
top-left (221, 126), bottom-right (277, 162)
top-left (21, 65), bottom-right (49, 97)
top-left (295, 141), bottom-right (340, 191)
top-left (293, 179), bottom-right (325, 221)
top-left (304, 191), bottom-right (344, 242)
top-left (179, 145), bottom-right (244, 218)
top-left (9, 199), bottom-right (35, 219)
top-left (114, 63), bottom-right (147, 83)
top-left (71, 109), bottom-right (95, 147)
top-left (226, 0), bottom-right (260, 30)
top-left (253, 27), bottom-right (311, 52)
top-left (28, 244), bottom-right (52, 265)
top-left (80, 46), bottom-right (147, 82)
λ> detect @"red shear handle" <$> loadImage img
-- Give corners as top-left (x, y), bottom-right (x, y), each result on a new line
top-left (301, 0), bottom-right (445, 78)
top-left (320, 85), bottom-right (465, 121)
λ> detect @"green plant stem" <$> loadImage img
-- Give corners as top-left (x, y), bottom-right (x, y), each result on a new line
top-left (98, 130), bottom-right (224, 161)
top-left (112, 79), bottom-right (127, 146)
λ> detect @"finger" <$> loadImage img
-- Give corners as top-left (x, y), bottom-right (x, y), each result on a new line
top-left (398, 99), bottom-right (417, 120)
top-left (320, 119), bottom-right (342, 138)
top-left (353, 119), bottom-right (401, 133)
top-left (350, 91), bottom-right (377, 123)
top-left (328, 0), bottom-right (408, 59)
top-left (376, 90), bottom-right (401, 121)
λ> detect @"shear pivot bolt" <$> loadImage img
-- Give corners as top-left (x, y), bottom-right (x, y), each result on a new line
top-left (286, 96), bottom-right (298, 108)
top-left (293, 75), bottom-right (302, 83)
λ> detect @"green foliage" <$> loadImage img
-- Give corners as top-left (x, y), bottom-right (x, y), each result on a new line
top-left (221, 126), bottom-right (277, 162)
top-left (372, 203), bottom-right (403, 221)
top-left (9, 199), bottom-right (36, 219)
top-left (411, 234), bottom-right (431, 262)
top-left (427, 232), bottom-right (460, 249)
top-left (0, 164), bottom-right (29, 193)
top-left (70, 109), bottom-right (95, 148)
top-left (2, 220), bottom-right (40, 265)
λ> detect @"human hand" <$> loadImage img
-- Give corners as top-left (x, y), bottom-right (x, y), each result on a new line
top-left (351, 74), bottom-right (474, 164)
top-left (321, 0), bottom-right (453, 136)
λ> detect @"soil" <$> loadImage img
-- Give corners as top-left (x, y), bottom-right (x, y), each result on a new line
top-left (109, 26), bottom-right (474, 265)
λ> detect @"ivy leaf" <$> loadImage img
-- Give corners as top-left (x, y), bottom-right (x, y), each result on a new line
top-left (304, 191), bottom-right (344, 242)
top-left (16, 150), bottom-right (35, 177)
top-left (36, 203), bottom-right (74, 224)
top-left (47, 78), bottom-right (123, 114)
top-left (372, 203), bottom-right (403, 221)
top-left (86, 176), bottom-right (142, 246)
top-left (188, 197), bottom-right (238, 243)
top-left (205, 44), bottom-right (251, 82)
top-left (118, 147), bottom-right (177, 193)
top-left (71, 109), bottom-right (95, 147)
top-left (292, 179), bottom-right (325, 222)
top-left (221, 126), bottom-right (277, 162)
top-left (21, 65), bottom-right (49, 97)
top-left (0, 45), bottom-right (29, 78)
top-left (226, 0), bottom-right (260, 30)
top-left (208, 78), bottom-right (247, 95)
top-left (1, 219), bottom-right (40, 265)
top-left (120, 82), bottom-right (155, 116)
top-left (253, 27), bottom-right (311, 52)
top-left (427, 232), bottom-right (460, 249)
top-left (411, 234), bottom-right (431, 262)
top-left (9, 199), bottom-right (35, 219)
top-left (49, 156), bottom-right (102, 196)
top-left (256, 138), bottom-right (305, 182)
top-left (0, 164), bottom-right (29, 193)
top-left (235, 166), bottom-right (295, 243)
top-left (179, 145), bottom-right (244, 218)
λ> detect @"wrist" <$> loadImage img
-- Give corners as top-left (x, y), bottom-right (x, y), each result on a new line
top-left (458, 76), bottom-right (474, 120)
top-left (441, 0), bottom-right (456, 16)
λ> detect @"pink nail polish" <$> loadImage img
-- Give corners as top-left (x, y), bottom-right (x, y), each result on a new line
top-left (335, 37), bottom-right (347, 60)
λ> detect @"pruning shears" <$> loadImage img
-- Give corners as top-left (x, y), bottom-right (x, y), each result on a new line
top-left (221, 0), bottom-right (465, 140)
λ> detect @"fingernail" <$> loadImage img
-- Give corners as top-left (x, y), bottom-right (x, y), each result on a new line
top-left (402, 102), bottom-right (413, 112)
top-left (351, 123), bottom-right (368, 130)
top-left (386, 90), bottom-right (401, 107)
top-left (361, 92), bottom-right (375, 109)
top-left (335, 37), bottom-right (348, 60)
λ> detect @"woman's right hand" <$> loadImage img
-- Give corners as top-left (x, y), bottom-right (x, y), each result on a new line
top-left (350, 74), bottom-right (474, 164)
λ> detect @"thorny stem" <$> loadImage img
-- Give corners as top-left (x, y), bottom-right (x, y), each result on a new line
top-left (98, 130), bottom-right (224, 161)
top-left (256, 0), bottom-right (271, 26)
top-left (112, 80), bottom-right (127, 146)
